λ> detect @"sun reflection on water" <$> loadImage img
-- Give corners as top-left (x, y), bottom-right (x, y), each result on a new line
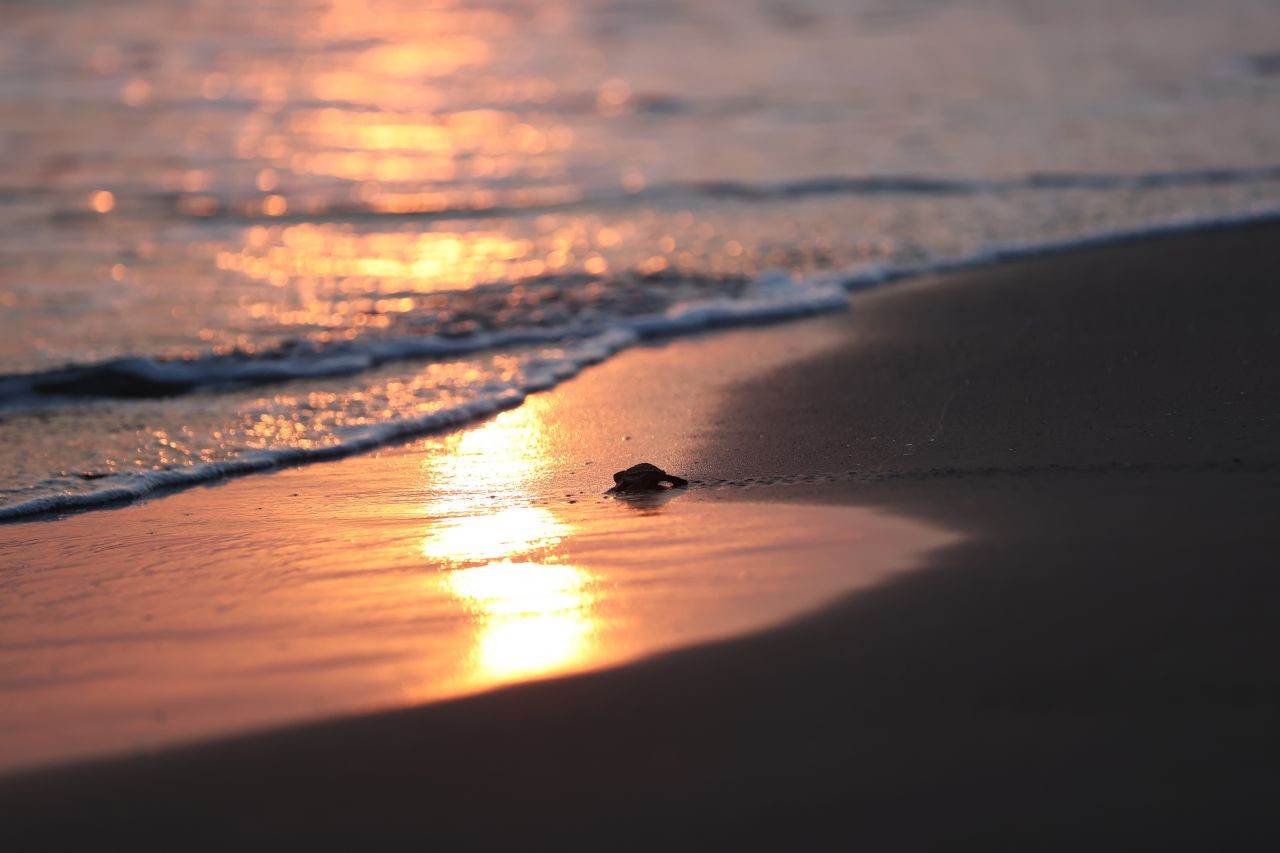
top-left (420, 506), bottom-right (565, 567)
top-left (191, 0), bottom-right (589, 337)
top-left (418, 399), bottom-right (598, 684)
top-left (446, 561), bottom-right (594, 680)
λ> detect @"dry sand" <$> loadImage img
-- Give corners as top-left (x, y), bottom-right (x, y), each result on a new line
top-left (2, 221), bottom-right (1278, 850)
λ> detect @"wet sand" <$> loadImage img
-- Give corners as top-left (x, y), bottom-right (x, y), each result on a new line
top-left (3, 221), bottom-right (1279, 849)
top-left (0, 316), bottom-right (951, 772)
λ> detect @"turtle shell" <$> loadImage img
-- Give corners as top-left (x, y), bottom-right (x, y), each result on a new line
top-left (610, 462), bottom-right (689, 492)
top-left (612, 462), bottom-right (664, 484)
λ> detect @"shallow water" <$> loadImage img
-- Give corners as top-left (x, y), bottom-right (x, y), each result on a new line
top-left (0, 324), bottom-right (957, 771)
top-left (3, 0), bottom-right (1280, 511)
top-left (0, 487), bottom-right (950, 771)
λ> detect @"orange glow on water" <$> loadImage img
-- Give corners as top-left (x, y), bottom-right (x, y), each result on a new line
top-left (413, 398), bottom-right (601, 683)
top-left (448, 561), bottom-right (586, 618)
top-left (158, 0), bottom-right (621, 344)
top-left (471, 608), bottom-right (593, 679)
top-left (0, 330), bottom-right (956, 771)
top-left (89, 190), bottom-right (115, 213)
top-left (219, 227), bottom-right (549, 297)
top-left (206, 1), bottom-right (573, 218)
top-left (446, 561), bottom-right (594, 679)
top-left (262, 195), bottom-right (288, 217)
top-left (420, 506), bottom-right (566, 567)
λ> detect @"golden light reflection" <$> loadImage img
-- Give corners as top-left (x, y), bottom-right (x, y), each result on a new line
top-left (186, 0), bottom-right (619, 685)
top-left (218, 226), bottom-right (551, 297)
top-left (473, 610), bottom-right (593, 679)
top-left (418, 399), bottom-right (600, 683)
top-left (223, 7), bottom-right (571, 202)
top-left (197, 0), bottom-right (581, 301)
top-left (447, 562), bottom-right (594, 679)
top-left (89, 190), bottom-right (115, 213)
top-left (420, 505), bottom-right (565, 567)
top-left (448, 561), bottom-right (587, 618)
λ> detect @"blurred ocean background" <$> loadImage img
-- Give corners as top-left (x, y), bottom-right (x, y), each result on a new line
top-left (4, 0), bottom-right (1280, 517)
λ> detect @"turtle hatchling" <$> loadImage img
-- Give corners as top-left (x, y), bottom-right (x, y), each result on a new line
top-left (608, 462), bottom-right (689, 493)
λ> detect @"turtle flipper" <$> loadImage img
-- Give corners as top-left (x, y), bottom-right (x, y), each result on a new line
top-left (663, 474), bottom-right (689, 488)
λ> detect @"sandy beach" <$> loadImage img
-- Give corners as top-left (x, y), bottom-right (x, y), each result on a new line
top-left (0, 306), bottom-right (957, 773)
top-left (3, 221), bottom-right (1277, 849)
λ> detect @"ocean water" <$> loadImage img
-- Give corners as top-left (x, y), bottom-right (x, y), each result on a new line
top-left (4, 0), bottom-right (1280, 518)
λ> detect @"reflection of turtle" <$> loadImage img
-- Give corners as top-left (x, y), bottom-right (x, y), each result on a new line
top-left (609, 462), bottom-right (689, 493)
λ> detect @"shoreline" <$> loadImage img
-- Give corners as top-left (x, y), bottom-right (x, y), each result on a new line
top-left (0, 307), bottom-right (952, 773)
top-left (5, 204), bottom-right (1280, 524)
top-left (3, 220), bottom-right (1279, 848)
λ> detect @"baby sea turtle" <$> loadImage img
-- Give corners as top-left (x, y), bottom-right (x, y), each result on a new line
top-left (608, 462), bottom-right (689, 493)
